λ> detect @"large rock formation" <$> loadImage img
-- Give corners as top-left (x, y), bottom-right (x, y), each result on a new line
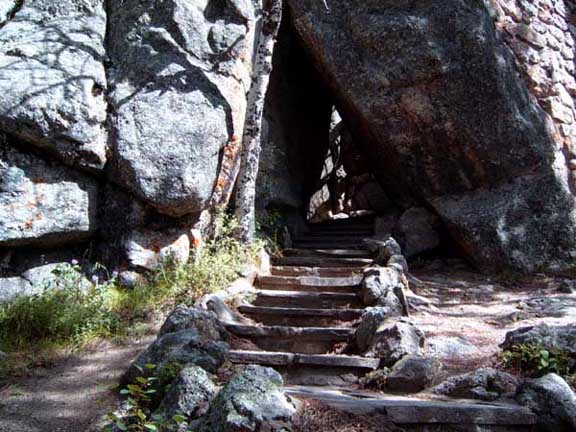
top-left (0, 143), bottom-right (98, 247)
top-left (0, 0), bottom-right (108, 171)
top-left (107, 0), bottom-right (258, 216)
top-left (287, 0), bottom-right (576, 272)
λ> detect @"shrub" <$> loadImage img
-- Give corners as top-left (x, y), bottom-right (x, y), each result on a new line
top-left (500, 343), bottom-right (575, 384)
top-left (0, 212), bottom-right (264, 368)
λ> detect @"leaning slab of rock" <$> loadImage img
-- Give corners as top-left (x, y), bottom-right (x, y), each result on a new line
top-left (287, 0), bottom-right (576, 273)
top-left (107, 0), bottom-right (258, 215)
top-left (516, 373), bottom-right (576, 432)
top-left (364, 319), bottom-right (425, 366)
top-left (196, 365), bottom-right (296, 432)
top-left (155, 365), bottom-right (217, 422)
top-left (158, 306), bottom-right (229, 342)
top-left (0, 0), bottom-right (108, 170)
top-left (502, 324), bottom-right (576, 355)
top-left (123, 330), bottom-right (228, 386)
top-left (386, 355), bottom-right (443, 393)
top-left (0, 144), bottom-right (98, 247)
top-left (432, 368), bottom-right (519, 401)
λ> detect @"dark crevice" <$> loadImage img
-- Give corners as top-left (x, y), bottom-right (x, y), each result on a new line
top-left (0, 0), bottom-right (24, 29)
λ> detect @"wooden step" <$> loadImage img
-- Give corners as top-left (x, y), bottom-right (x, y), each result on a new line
top-left (284, 387), bottom-right (537, 428)
top-left (228, 350), bottom-right (380, 369)
top-left (238, 305), bottom-right (363, 326)
top-left (283, 249), bottom-right (373, 259)
top-left (226, 324), bottom-right (354, 354)
top-left (254, 289), bottom-right (362, 309)
top-left (270, 266), bottom-right (366, 277)
top-left (292, 243), bottom-right (366, 250)
top-left (273, 256), bottom-right (373, 268)
top-left (257, 275), bottom-right (362, 293)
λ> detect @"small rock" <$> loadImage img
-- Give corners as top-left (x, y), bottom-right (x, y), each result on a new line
top-left (516, 373), bottom-right (576, 432)
top-left (117, 270), bottom-right (144, 289)
top-left (125, 229), bottom-right (190, 271)
top-left (385, 355), bottom-right (443, 393)
top-left (356, 307), bottom-right (392, 352)
top-left (155, 365), bottom-right (217, 421)
top-left (502, 324), bottom-right (576, 355)
top-left (0, 351), bottom-right (7, 361)
top-left (159, 305), bottom-right (229, 341)
top-left (558, 280), bottom-right (576, 294)
top-left (123, 330), bottom-right (228, 387)
top-left (195, 365), bottom-right (296, 432)
top-left (432, 368), bottom-right (519, 401)
top-left (360, 266), bottom-right (407, 310)
top-left (365, 319), bottom-right (426, 365)
top-left (427, 336), bottom-right (480, 363)
top-left (388, 254), bottom-right (409, 273)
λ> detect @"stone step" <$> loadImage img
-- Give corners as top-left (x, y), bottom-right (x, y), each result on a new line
top-left (238, 305), bottom-right (363, 326)
top-left (254, 289), bottom-right (362, 309)
top-left (272, 256), bottom-right (373, 268)
top-left (257, 275), bottom-right (362, 293)
top-left (292, 242), bottom-right (366, 250)
top-left (283, 249), bottom-right (373, 259)
top-left (225, 324), bottom-right (354, 354)
top-left (270, 266), bottom-right (366, 277)
top-left (228, 350), bottom-right (380, 369)
top-left (284, 386), bottom-right (537, 429)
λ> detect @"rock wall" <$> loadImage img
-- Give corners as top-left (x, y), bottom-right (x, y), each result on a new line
top-left (0, 0), bottom-right (260, 300)
top-left (287, 0), bottom-right (576, 272)
top-left (493, 0), bottom-right (576, 184)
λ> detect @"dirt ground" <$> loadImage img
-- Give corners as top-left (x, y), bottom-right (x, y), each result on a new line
top-left (409, 262), bottom-right (576, 374)
top-left (0, 336), bottom-right (154, 432)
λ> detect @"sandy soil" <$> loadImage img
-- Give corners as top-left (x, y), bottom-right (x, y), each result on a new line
top-left (0, 337), bottom-right (154, 432)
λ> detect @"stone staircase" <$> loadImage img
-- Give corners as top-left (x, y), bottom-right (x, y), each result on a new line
top-left (221, 217), bottom-right (537, 431)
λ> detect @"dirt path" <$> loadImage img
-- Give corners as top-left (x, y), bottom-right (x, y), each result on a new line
top-left (0, 336), bottom-right (154, 432)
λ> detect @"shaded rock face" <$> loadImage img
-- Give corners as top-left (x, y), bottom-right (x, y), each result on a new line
top-left (196, 365), bottom-right (296, 432)
top-left (107, 0), bottom-right (258, 216)
top-left (0, 143), bottom-right (98, 247)
top-left (158, 305), bottom-right (229, 341)
top-left (361, 318), bottom-right (426, 365)
top-left (0, 0), bottom-right (108, 170)
top-left (516, 373), bottom-right (576, 432)
top-left (288, 0), bottom-right (576, 272)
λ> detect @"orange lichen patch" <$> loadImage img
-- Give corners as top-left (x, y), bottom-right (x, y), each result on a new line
top-left (24, 219), bottom-right (34, 229)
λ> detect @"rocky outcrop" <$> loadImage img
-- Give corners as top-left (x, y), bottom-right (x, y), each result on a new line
top-left (195, 365), bottom-right (296, 432)
top-left (287, 0), bottom-right (576, 272)
top-left (0, 0), bottom-right (108, 171)
top-left (155, 365), bottom-right (217, 422)
top-left (502, 324), bottom-right (576, 355)
top-left (432, 368), bottom-right (520, 401)
top-left (385, 355), bottom-right (443, 393)
top-left (107, 0), bottom-right (258, 216)
top-left (516, 373), bottom-right (576, 432)
top-left (123, 330), bottom-right (228, 385)
top-left (0, 143), bottom-right (98, 247)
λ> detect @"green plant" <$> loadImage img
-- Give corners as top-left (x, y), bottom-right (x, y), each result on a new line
top-left (501, 343), bottom-right (575, 378)
top-left (104, 364), bottom-right (187, 432)
top-left (256, 208), bottom-right (285, 255)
